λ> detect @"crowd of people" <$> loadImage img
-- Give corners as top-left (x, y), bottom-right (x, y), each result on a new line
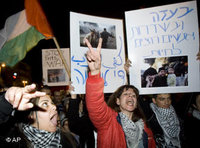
top-left (0, 37), bottom-right (199, 148)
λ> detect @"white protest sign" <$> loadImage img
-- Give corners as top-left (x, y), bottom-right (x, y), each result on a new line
top-left (42, 48), bottom-right (70, 86)
top-left (70, 12), bottom-right (127, 94)
top-left (125, 1), bottom-right (199, 94)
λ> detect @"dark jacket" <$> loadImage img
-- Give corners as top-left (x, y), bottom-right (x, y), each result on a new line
top-left (68, 97), bottom-right (95, 148)
top-left (0, 92), bottom-right (78, 148)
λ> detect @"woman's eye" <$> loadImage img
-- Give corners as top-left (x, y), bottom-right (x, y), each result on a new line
top-left (123, 93), bottom-right (128, 96)
top-left (42, 102), bottom-right (48, 107)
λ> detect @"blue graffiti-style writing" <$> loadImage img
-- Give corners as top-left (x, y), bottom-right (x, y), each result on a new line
top-left (133, 32), bottom-right (195, 48)
top-left (74, 68), bottom-right (88, 85)
top-left (178, 7), bottom-right (194, 18)
top-left (150, 6), bottom-right (194, 22)
top-left (71, 56), bottom-right (88, 67)
top-left (102, 36), bottom-right (123, 69)
top-left (131, 21), bottom-right (184, 38)
top-left (143, 43), bottom-right (182, 58)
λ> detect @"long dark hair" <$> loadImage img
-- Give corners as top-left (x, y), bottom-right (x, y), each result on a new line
top-left (107, 85), bottom-right (145, 122)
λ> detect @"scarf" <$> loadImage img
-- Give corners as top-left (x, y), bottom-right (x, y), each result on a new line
top-left (119, 112), bottom-right (144, 148)
top-left (150, 103), bottom-right (181, 148)
top-left (192, 109), bottom-right (200, 120)
top-left (22, 124), bottom-right (61, 148)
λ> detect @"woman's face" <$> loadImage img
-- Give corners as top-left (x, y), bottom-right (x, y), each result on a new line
top-left (31, 95), bottom-right (58, 132)
top-left (116, 88), bottom-right (137, 116)
top-left (152, 94), bottom-right (172, 109)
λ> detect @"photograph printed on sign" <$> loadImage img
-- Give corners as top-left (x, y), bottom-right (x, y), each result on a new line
top-left (47, 69), bottom-right (66, 83)
top-left (79, 21), bottom-right (117, 49)
top-left (70, 12), bottom-right (126, 94)
top-left (141, 56), bottom-right (188, 88)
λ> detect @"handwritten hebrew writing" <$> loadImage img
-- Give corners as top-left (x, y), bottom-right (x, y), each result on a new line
top-left (129, 4), bottom-right (196, 58)
top-left (150, 6), bottom-right (194, 22)
top-left (143, 43), bottom-right (182, 57)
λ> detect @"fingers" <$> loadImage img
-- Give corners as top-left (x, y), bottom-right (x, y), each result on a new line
top-left (86, 50), bottom-right (95, 62)
top-left (13, 88), bottom-right (23, 108)
top-left (23, 84), bottom-right (36, 93)
top-left (5, 87), bottom-right (16, 105)
top-left (31, 91), bottom-right (46, 98)
top-left (19, 103), bottom-right (34, 110)
top-left (97, 38), bottom-right (102, 53)
top-left (5, 84), bottom-right (46, 110)
top-left (5, 87), bottom-right (23, 108)
top-left (85, 39), bottom-right (92, 49)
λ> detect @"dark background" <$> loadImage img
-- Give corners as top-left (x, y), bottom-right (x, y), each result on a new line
top-left (0, 0), bottom-right (199, 86)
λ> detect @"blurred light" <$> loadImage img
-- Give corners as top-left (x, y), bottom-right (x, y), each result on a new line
top-left (22, 80), bottom-right (28, 87)
top-left (1, 63), bottom-right (6, 67)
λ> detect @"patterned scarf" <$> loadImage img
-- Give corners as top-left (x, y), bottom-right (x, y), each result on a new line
top-left (22, 124), bottom-right (61, 148)
top-left (192, 109), bottom-right (200, 120)
top-left (119, 112), bottom-right (144, 148)
top-left (150, 103), bottom-right (181, 148)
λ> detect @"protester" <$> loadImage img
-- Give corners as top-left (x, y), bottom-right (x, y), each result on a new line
top-left (0, 84), bottom-right (78, 147)
top-left (67, 82), bottom-right (96, 148)
top-left (139, 94), bottom-right (185, 148)
top-left (85, 38), bottom-right (155, 148)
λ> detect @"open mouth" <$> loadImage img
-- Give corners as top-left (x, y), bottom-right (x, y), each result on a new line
top-left (50, 113), bottom-right (58, 126)
top-left (127, 100), bottom-right (134, 106)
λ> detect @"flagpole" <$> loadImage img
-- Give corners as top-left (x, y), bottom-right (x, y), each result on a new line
top-left (52, 37), bottom-right (71, 79)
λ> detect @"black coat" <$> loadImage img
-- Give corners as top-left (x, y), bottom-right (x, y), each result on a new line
top-left (68, 97), bottom-right (96, 148)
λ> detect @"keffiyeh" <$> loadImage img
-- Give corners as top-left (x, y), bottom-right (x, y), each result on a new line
top-left (119, 112), bottom-right (144, 148)
top-left (150, 103), bottom-right (181, 147)
top-left (22, 124), bottom-right (61, 148)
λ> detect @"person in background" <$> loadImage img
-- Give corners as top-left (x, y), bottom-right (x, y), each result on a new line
top-left (85, 38), bottom-right (155, 148)
top-left (67, 82), bottom-right (96, 148)
top-left (59, 111), bottom-right (80, 145)
top-left (100, 28), bottom-right (114, 48)
top-left (40, 85), bottom-right (52, 96)
top-left (0, 84), bottom-right (78, 148)
top-left (142, 58), bottom-right (157, 88)
top-left (139, 94), bottom-right (185, 148)
top-left (184, 92), bottom-right (200, 148)
top-left (152, 67), bottom-right (168, 87)
top-left (167, 67), bottom-right (176, 87)
top-left (53, 90), bottom-right (66, 117)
